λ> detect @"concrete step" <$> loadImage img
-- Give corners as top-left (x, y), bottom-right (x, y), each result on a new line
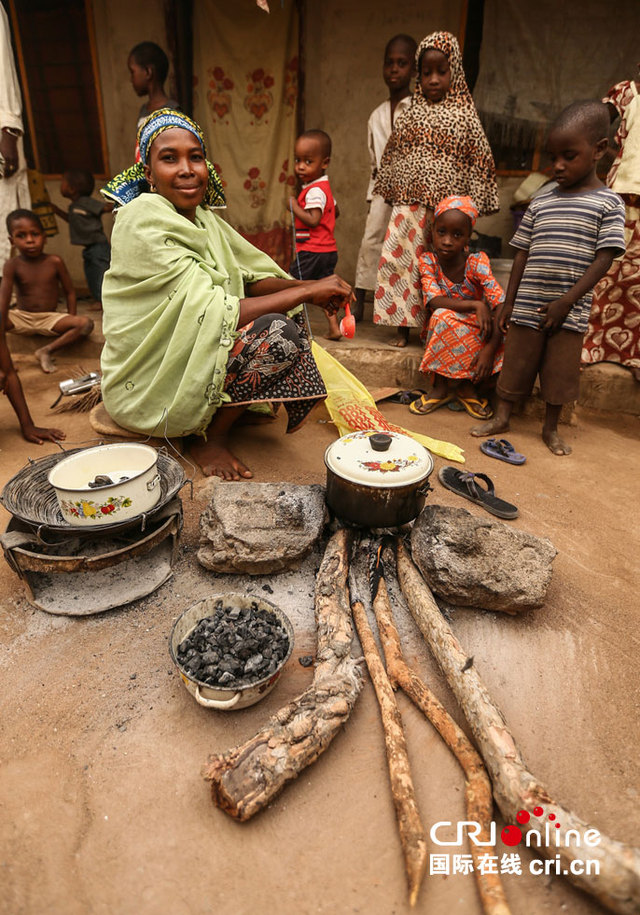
top-left (308, 309), bottom-right (640, 417)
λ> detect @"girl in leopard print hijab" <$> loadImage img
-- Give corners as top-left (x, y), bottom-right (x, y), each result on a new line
top-left (373, 31), bottom-right (499, 345)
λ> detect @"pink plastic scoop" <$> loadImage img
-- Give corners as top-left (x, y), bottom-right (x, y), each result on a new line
top-left (340, 301), bottom-right (356, 338)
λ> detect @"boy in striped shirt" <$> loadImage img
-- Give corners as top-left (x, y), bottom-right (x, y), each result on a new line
top-left (472, 100), bottom-right (625, 455)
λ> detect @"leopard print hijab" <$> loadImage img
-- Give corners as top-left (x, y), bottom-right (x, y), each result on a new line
top-left (374, 31), bottom-right (499, 215)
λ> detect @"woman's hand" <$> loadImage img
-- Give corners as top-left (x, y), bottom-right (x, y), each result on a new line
top-left (0, 130), bottom-right (19, 177)
top-left (302, 274), bottom-right (352, 314)
top-left (472, 346), bottom-right (494, 382)
top-left (475, 301), bottom-right (492, 339)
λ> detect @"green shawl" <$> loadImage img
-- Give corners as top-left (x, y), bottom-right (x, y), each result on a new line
top-left (101, 194), bottom-right (290, 437)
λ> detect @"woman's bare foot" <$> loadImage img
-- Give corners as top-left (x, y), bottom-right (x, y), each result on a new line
top-left (389, 326), bottom-right (410, 348)
top-left (189, 436), bottom-right (253, 481)
top-left (543, 429), bottom-right (572, 455)
top-left (35, 348), bottom-right (56, 373)
top-left (470, 416), bottom-right (510, 437)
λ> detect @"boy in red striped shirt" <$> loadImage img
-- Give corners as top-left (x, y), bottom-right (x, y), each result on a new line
top-left (289, 129), bottom-right (341, 339)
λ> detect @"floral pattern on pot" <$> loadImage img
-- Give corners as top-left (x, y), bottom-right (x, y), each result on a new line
top-left (61, 495), bottom-right (133, 520)
top-left (360, 456), bottom-right (421, 474)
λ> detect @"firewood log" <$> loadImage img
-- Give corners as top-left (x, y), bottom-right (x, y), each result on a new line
top-left (397, 541), bottom-right (640, 915)
top-left (372, 573), bottom-right (511, 915)
top-left (351, 598), bottom-right (427, 906)
top-left (203, 528), bottom-right (363, 821)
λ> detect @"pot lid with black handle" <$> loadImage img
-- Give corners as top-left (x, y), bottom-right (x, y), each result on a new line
top-left (324, 430), bottom-right (433, 487)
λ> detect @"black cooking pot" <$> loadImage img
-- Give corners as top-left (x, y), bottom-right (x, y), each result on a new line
top-left (324, 431), bottom-right (433, 528)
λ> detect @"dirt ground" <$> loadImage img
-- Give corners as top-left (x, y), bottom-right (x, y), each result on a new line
top-left (0, 346), bottom-right (639, 915)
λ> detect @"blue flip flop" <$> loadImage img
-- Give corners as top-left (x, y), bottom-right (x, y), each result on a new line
top-left (480, 439), bottom-right (526, 465)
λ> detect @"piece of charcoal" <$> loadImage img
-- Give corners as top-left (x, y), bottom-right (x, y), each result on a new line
top-left (244, 654), bottom-right (264, 675)
top-left (218, 671), bottom-right (235, 685)
top-left (298, 655), bottom-right (313, 667)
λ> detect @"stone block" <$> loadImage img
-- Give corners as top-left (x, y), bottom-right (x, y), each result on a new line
top-left (198, 481), bottom-right (327, 574)
top-left (410, 503), bottom-right (557, 614)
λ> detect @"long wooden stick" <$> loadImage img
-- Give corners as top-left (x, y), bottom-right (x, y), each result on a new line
top-left (372, 573), bottom-right (511, 915)
top-left (203, 529), bottom-right (362, 820)
top-left (397, 541), bottom-right (640, 915)
top-left (351, 597), bottom-right (427, 907)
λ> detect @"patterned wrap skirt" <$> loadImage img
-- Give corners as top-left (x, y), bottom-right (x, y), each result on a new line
top-left (223, 311), bottom-right (326, 432)
top-left (373, 203), bottom-right (433, 329)
top-left (582, 199), bottom-right (640, 374)
top-left (420, 308), bottom-right (504, 379)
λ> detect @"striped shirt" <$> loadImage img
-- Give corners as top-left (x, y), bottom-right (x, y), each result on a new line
top-left (510, 186), bottom-right (625, 333)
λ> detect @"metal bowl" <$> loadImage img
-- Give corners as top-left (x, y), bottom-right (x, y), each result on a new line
top-left (169, 593), bottom-right (295, 711)
top-left (1, 447), bottom-right (186, 536)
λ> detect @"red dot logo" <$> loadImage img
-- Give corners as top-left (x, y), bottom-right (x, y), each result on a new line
top-left (516, 810), bottom-right (530, 824)
top-left (501, 825), bottom-right (522, 846)
top-left (548, 814), bottom-right (556, 821)
top-left (533, 806), bottom-right (544, 817)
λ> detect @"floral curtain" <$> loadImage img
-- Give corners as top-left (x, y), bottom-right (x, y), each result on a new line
top-left (193, 0), bottom-right (298, 268)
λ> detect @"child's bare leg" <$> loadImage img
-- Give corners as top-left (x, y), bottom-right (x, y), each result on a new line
top-left (188, 405), bottom-right (253, 481)
top-left (542, 403), bottom-right (572, 455)
top-left (324, 312), bottom-right (342, 341)
top-left (35, 315), bottom-right (94, 373)
top-left (352, 288), bottom-right (366, 322)
top-left (0, 344), bottom-right (64, 443)
top-left (390, 326), bottom-right (410, 348)
top-left (430, 372), bottom-right (450, 399)
top-left (470, 396), bottom-right (513, 436)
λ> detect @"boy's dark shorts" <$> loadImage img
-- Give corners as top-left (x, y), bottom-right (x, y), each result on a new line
top-left (289, 250), bottom-right (338, 280)
top-left (497, 323), bottom-right (583, 405)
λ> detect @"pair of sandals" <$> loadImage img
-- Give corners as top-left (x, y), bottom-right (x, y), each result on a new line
top-left (409, 391), bottom-right (492, 420)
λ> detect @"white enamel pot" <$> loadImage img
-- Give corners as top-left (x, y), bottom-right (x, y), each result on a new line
top-left (324, 430), bottom-right (434, 528)
top-left (47, 443), bottom-right (161, 527)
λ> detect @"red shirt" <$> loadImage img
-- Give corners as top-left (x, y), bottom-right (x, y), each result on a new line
top-left (295, 176), bottom-right (337, 253)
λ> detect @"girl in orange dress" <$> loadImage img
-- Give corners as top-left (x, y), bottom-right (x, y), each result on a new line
top-left (410, 196), bottom-right (504, 419)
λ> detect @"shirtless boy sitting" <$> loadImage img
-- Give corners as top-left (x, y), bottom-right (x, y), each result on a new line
top-left (1, 209), bottom-right (93, 373)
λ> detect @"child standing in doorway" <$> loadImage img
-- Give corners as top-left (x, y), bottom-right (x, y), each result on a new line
top-left (128, 41), bottom-right (179, 160)
top-left (471, 101), bottom-right (626, 455)
top-left (51, 169), bottom-right (112, 309)
top-left (289, 129), bottom-right (341, 340)
top-left (374, 31), bottom-right (499, 347)
top-left (1, 210), bottom-right (93, 373)
top-left (352, 33), bottom-right (416, 322)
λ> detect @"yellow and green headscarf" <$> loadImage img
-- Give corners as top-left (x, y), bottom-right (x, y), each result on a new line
top-left (102, 108), bottom-right (225, 209)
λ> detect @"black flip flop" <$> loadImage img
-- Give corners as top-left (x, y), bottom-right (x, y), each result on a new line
top-left (388, 388), bottom-right (428, 405)
top-left (438, 466), bottom-right (519, 519)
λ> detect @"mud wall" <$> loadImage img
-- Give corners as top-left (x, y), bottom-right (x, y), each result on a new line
top-left (302, 2), bottom-right (465, 283)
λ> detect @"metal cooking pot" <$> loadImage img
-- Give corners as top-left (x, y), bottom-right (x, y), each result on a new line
top-left (169, 594), bottom-right (295, 711)
top-left (324, 430), bottom-right (433, 528)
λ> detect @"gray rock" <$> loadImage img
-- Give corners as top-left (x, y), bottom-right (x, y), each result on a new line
top-left (410, 504), bottom-right (557, 614)
top-left (198, 481), bottom-right (327, 574)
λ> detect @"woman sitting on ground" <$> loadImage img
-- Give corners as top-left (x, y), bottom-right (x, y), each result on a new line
top-left (100, 109), bottom-right (351, 480)
top-left (410, 195), bottom-right (504, 418)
